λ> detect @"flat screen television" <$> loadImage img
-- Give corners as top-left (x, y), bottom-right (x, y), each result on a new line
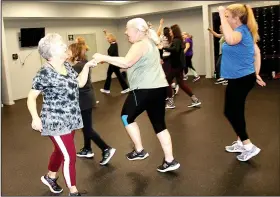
top-left (20, 28), bottom-right (45, 47)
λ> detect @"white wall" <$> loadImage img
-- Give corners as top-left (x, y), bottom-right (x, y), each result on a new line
top-left (118, 8), bottom-right (205, 75)
top-left (4, 19), bottom-right (118, 101)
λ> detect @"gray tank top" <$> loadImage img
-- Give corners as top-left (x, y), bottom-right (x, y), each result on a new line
top-left (127, 38), bottom-right (169, 90)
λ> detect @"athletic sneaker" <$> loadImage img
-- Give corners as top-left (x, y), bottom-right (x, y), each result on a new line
top-left (100, 89), bottom-right (110, 94)
top-left (225, 141), bottom-right (246, 153)
top-left (215, 78), bottom-right (226, 84)
top-left (69, 192), bottom-right (81, 196)
top-left (126, 149), bottom-right (149, 161)
top-left (183, 75), bottom-right (188, 81)
top-left (166, 97), bottom-right (176, 109)
top-left (174, 84), bottom-right (179, 95)
top-left (193, 76), bottom-right (200, 82)
top-left (222, 80), bottom-right (228, 86)
top-left (76, 148), bottom-right (94, 158)
top-left (100, 147), bottom-right (116, 165)
top-left (187, 99), bottom-right (201, 108)
top-left (121, 88), bottom-right (130, 94)
top-left (41, 175), bottom-right (63, 194)
top-left (237, 145), bottom-right (261, 162)
top-left (157, 159), bottom-right (180, 172)
top-left (171, 83), bottom-right (176, 89)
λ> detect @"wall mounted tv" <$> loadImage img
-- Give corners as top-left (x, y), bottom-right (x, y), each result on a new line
top-left (20, 28), bottom-right (45, 47)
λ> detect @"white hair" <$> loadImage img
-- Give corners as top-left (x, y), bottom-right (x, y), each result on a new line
top-left (38, 33), bottom-right (63, 60)
top-left (127, 18), bottom-right (160, 45)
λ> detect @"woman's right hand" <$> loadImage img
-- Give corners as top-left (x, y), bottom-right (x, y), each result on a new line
top-left (32, 117), bottom-right (42, 132)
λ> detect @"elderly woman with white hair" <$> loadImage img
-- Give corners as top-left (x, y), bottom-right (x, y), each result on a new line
top-left (92, 18), bottom-right (180, 172)
top-left (27, 33), bottom-right (96, 196)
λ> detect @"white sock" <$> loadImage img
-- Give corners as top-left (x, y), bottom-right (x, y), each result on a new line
top-left (244, 143), bottom-right (253, 151)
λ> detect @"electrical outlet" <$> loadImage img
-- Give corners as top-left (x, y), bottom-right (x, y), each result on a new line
top-left (12, 54), bottom-right (18, 60)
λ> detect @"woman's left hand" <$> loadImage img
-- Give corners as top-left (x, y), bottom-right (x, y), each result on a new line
top-left (92, 53), bottom-right (105, 64)
top-left (256, 75), bottom-right (266, 87)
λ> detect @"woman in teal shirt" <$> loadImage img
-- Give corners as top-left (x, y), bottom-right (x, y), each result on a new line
top-left (218, 4), bottom-right (266, 162)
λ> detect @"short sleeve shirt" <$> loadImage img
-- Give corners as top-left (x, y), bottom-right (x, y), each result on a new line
top-left (32, 62), bottom-right (83, 136)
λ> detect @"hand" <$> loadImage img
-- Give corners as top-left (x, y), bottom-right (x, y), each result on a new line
top-left (218, 6), bottom-right (226, 15)
top-left (92, 53), bottom-right (105, 64)
top-left (85, 59), bottom-right (97, 68)
top-left (160, 59), bottom-right (164, 65)
top-left (160, 18), bottom-right (164, 25)
top-left (157, 44), bottom-right (163, 50)
top-left (256, 75), bottom-right (266, 87)
top-left (147, 21), bottom-right (153, 28)
top-left (207, 27), bottom-right (212, 31)
top-left (103, 29), bottom-right (107, 33)
top-left (32, 117), bottom-right (42, 132)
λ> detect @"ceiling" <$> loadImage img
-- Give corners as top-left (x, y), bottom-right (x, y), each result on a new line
top-left (43, 1), bottom-right (138, 5)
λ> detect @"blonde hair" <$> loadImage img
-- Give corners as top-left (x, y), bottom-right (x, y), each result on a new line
top-left (106, 33), bottom-right (117, 42)
top-left (127, 18), bottom-right (160, 45)
top-left (227, 4), bottom-right (260, 43)
top-left (76, 36), bottom-right (89, 51)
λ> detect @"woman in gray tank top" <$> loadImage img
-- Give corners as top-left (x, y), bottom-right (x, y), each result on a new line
top-left (92, 18), bottom-right (180, 173)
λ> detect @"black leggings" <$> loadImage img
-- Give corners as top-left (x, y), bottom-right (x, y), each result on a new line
top-left (81, 108), bottom-right (110, 151)
top-left (104, 65), bottom-right (129, 90)
top-left (121, 87), bottom-right (167, 134)
top-left (215, 54), bottom-right (222, 79)
top-left (224, 73), bottom-right (256, 141)
top-left (184, 55), bottom-right (196, 74)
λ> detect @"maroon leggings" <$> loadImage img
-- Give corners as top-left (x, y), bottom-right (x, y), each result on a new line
top-left (48, 131), bottom-right (76, 188)
top-left (166, 67), bottom-right (194, 98)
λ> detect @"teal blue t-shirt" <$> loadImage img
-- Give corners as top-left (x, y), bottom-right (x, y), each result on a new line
top-left (221, 24), bottom-right (255, 79)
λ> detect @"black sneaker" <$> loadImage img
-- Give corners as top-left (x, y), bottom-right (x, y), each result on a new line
top-left (157, 159), bottom-right (180, 172)
top-left (69, 192), bottom-right (81, 196)
top-left (40, 175), bottom-right (63, 194)
top-left (76, 148), bottom-right (94, 158)
top-left (126, 149), bottom-right (149, 161)
top-left (100, 147), bottom-right (116, 166)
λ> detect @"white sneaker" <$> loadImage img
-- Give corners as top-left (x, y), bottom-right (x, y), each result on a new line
top-left (183, 75), bottom-right (188, 81)
top-left (175, 85), bottom-right (179, 95)
top-left (100, 89), bottom-right (110, 94)
top-left (121, 88), bottom-right (130, 94)
top-left (225, 141), bottom-right (246, 153)
top-left (171, 83), bottom-right (176, 89)
top-left (237, 145), bottom-right (261, 161)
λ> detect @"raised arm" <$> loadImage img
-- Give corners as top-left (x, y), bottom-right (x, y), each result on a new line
top-left (218, 6), bottom-right (242, 45)
top-left (157, 18), bottom-right (164, 37)
top-left (208, 27), bottom-right (223, 38)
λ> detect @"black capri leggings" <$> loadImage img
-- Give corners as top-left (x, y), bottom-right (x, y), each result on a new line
top-left (224, 73), bottom-right (256, 141)
top-left (121, 87), bottom-right (167, 134)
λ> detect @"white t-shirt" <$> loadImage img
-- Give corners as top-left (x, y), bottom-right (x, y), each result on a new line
top-left (160, 35), bottom-right (171, 57)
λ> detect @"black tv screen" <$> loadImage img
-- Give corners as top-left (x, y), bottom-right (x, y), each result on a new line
top-left (20, 28), bottom-right (45, 47)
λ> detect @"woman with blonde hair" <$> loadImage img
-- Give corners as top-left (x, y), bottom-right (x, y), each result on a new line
top-left (100, 30), bottom-right (130, 94)
top-left (218, 4), bottom-right (266, 161)
top-left (92, 18), bottom-right (180, 172)
top-left (67, 43), bottom-right (116, 165)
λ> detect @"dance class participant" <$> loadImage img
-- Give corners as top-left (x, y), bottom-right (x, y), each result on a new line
top-left (218, 4), bottom-right (266, 161)
top-left (27, 33), bottom-right (96, 196)
top-left (67, 43), bottom-right (116, 165)
top-left (157, 18), bottom-right (179, 97)
top-left (163, 24), bottom-right (201, 108)
top-left (182, 32), bottom-right (200, 82)
top-left (92, 18), bottom-right (180, 172)
top-left (208, 26), bottom-right (228, 85)
top-left (75, 37), bottom-right (99, 105)
top-left (100, 30), bottom-right (130, 94)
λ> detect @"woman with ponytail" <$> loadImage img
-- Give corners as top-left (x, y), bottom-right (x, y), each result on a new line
top-left (218, 4), bottom-right (266, 162)
top-left (92, 18), bottom-right (180, 172)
